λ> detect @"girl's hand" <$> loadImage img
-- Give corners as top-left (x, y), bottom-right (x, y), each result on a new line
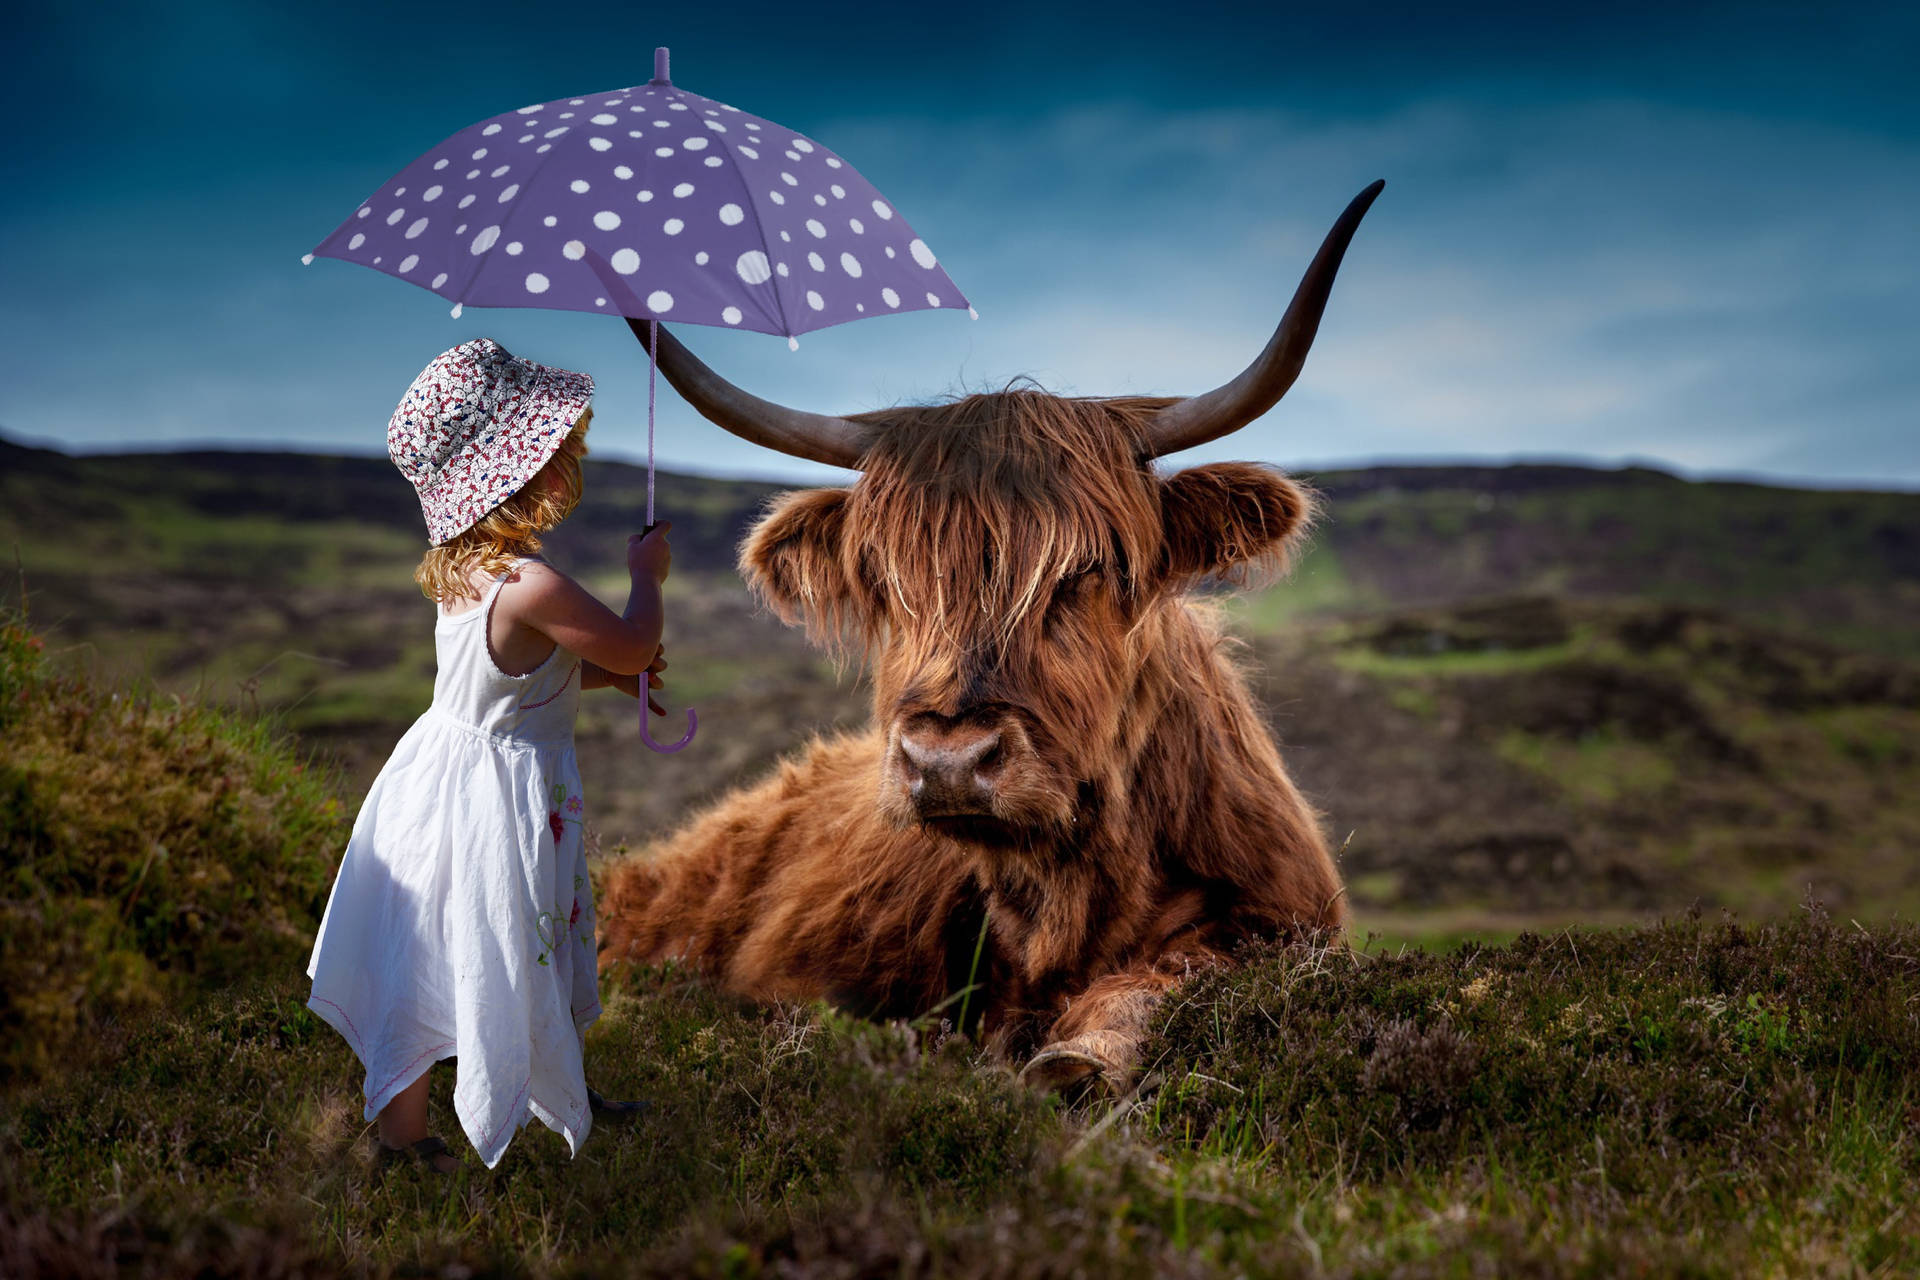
top-left (627, 523), bottom-right (672, 584)
top-left (645, 646), bottom-right (667, 716)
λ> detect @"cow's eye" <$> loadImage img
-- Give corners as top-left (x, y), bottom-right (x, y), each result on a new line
top-left (1052, 568), bottom-right (1100, 607)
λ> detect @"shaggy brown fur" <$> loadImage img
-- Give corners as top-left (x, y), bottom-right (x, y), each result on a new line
top-left (600, 384), bottom-right (1345, 1088)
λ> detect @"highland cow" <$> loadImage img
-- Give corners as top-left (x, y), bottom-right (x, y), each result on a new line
top-left (599, 182), bottom-right (1383, 1088)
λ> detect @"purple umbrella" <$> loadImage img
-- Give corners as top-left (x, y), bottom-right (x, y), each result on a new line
top-left (309, 48), bottom-right (972, 751)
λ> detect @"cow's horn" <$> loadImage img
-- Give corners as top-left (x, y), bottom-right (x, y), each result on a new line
top-left (1144, 180), bottom-right (1385, 458)
top-left (626, 318), bottom-right (872, 469)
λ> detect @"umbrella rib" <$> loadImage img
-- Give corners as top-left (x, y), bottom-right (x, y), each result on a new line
top-left (449, 113), bottom-right (581, 310)
top-left (702, 102), bottom-right (798, 340)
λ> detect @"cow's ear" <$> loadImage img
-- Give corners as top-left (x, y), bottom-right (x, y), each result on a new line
top-left (740, 487), bottom-right (854, 629)
top-left (1157, 462), bottom-right (1315, 584)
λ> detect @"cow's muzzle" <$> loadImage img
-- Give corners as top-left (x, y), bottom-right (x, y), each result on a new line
top-left (896, 717), bottom-right (1004, 819)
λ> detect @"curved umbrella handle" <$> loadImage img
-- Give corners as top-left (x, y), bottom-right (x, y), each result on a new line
top-left (640, 699), bottom-right (697, 753)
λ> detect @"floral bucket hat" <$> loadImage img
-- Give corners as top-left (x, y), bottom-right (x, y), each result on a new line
top-left (388, 338), bottom-right (594, 545)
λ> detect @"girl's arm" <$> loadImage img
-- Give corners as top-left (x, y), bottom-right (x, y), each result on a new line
top-left (508, 530), bottom-right (671, 677)
top-left (582, 649), bottom-right (667, 713)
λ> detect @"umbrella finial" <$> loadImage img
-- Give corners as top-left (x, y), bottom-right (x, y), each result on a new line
top-left (652, 47), bottom-right (670, 86)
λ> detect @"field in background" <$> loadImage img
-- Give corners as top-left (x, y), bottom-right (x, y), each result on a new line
top-left (4, 433), bottom-right (1919, 943)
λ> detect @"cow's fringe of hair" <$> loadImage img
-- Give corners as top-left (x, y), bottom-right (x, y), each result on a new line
top-left (842, 384), bottom-right (1181, 649)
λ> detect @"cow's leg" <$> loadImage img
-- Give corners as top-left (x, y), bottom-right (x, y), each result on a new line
top-left (1018, 961), bottom-right (1195, 1092)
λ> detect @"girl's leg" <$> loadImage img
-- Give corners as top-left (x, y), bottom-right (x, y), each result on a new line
top-left (376, 1068), bottom-right (460, 1172)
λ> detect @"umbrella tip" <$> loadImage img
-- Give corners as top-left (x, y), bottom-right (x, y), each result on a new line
top-left (968, 306), bottom-right (978, 320)
top-left (652, 47), bottom-right (670, 85)
top-left (450, 303), bottom-right (464, 319)
top-left (787, 336), bottom-right (799, 351)
top-left (300, 253), bottom-right (314, 266)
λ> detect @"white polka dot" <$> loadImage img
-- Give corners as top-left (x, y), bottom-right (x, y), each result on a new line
top-left (735, 250), bottom-right (771, 284)
top-left (596, 298), bottom-right (606, 307)
top-left (776, 262), bottom-right (790, 277)
top-left (856, 303), bottom-right (865, 312)
top-left (780, 172), bottom-right (798, 186)
top-left (813, 195), bottom-right (827, 207)
top-left (591, 113), bottom-right (618, 125)
top-left (571, 179), bottom-right (591, 193)
top-left (668, 102), bottom-right (688, 111)
top-left (372, 256), bottom-right (381, 264)
top-left (455, 224), bottom-right (466, 234)
top-left (432, 272), bottom-right (448, 288)
top-left (793, 139), bottom-right (814, 153)
top-left (614, 165), bottom-right (633, 179)
top-left (471, 148), bottom-right (487, 159)
top-left (804, 220), bottom-right (826, 239)
top-left (536, 145), bottom-right (551, 153)
top-left (526, 272), bottom-right (550, 294)
top-left (885, 246), bottom-right (896, 258)
top-left (744, 121), bottom-right (760, 130)
top-left (825, 157), bottom-right (842, 169)
top-left (704, 154), bottom-right (723, 165)
top-left (543, 215), bottom-right (557, 227)
top-left (471, 225), bottom-right (500, 254)
top-left (458, 194), bottom-right (476, 209)
top-left (497, 184), bottom-right (520, 202)
top-left (882, 287), bottom-right (900, 308)
top-left (739, 146), bottom-right (759, 160)
top-left (784, 150), bottom-right (799, 162)
top-left (348, 232), bottom-right (365, 250)
top-left (594, 210), bottom-right (621, 230)
top-left (830, 184), bottom-right (845, 199)
top-left (769, 191), bottom-right (786, 205)
top-left (483, 123), bottom-right (502, 135)
top-left (779, 230), bottom-right (792, 242)
top-left (663, 217), bottom-right (684, 235)
top-left (694, 251), bottom-right (709, 264)
top-left (406, 217), bottom-right (429, 238)
top-left (840, 252), bottom-right (862, 277)
top-left (544, 127), bottom-right (569, 138)
top-left (505, 241), bottom-right (523, 255)
top-left (673, 182), bottom-right (694, 197)
top-left (872, 199), bottom-right (893, 220)
top-left (682, 136), bottom-right (708, 151)
top-left (386, 208), bottom-right (405, 225)
top-left (357, 206), bottom-right (372, 217)
top-left (399, 254), bottom-right (418, 273)
top-left (806, 290), bottom-right (825, 310)
top-left (647, 290), bottom-right (674, 312)
top-left (517, 104), bottom-right (541, 114)
top-left (926, 292), bottom-right (941, 306)
top-left (519, 134), bottom-right (534, 144)
top-left (611, 247), bottom-right (640, 274)
top-left (491, 165), bottom-right (510, 178)
top-left (638, 189), bottom-right (655, 202)
top-left (849, 218), bottom-right (864, 234)
top-left (562, 240), bottom-right (585, 259)
top-left (719, 203), bottom-right (744, 226)
top-left (432, 159), bottom-right (448, 171)
top-left (590, 137), bottom-right (612, 151)
top-left (704, 120), bottom-right (727, 132)
top-left (451, 303), bottom-right (463, 318)
top-left (807, 252), bottom-right (825, 271)
top-left (423, 185), bottom-right (443, 201)
top-left (910, 238), bottom-right (937, 269)
top-left (722, 305), bottom-right (742, 324)
top-left (466, 169), bottom-right (480, 179)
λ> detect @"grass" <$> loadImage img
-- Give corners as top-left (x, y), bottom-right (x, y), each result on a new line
top-left (5, 911), bottom-right (1918, 1277)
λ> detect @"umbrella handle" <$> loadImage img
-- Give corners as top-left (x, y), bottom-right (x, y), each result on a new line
top-left (640, 699), bottom-right (697, 753)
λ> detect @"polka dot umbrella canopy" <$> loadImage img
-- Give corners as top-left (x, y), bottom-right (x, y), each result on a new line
top-left (308, 48), bottom-right (973, 753)
top-left (307, 48), bottom-right (971, 343)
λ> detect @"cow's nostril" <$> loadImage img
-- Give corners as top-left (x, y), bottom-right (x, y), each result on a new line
top-left (973, 737), bottom-right (1004, 778)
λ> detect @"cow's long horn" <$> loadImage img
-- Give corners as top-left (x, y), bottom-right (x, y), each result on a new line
top-left (625, 319), bottom-right (872, 469)
top-left (1144, 180), bottom-right (1385, 458)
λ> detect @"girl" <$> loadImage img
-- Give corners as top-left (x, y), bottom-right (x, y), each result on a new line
top-left (307, 337), bottom-right (671, 1174)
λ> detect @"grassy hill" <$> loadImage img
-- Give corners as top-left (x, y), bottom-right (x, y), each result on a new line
top-left (4, 434), bottom-right (1918, 939)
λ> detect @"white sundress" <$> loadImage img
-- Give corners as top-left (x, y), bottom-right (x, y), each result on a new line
top-left (306, 556), bottom-right (600, 1168)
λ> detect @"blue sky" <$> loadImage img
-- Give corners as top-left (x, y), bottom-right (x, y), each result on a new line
top-left (4, 1), bottom-right (1915, 488)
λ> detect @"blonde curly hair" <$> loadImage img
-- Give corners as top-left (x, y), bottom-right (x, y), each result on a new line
top-left (414, 406), bottom-right (592, 604)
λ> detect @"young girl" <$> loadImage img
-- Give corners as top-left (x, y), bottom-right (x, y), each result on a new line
top-left (307, 337), bottom-right (671, 1173)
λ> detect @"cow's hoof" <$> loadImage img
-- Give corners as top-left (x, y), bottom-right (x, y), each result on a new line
top-left (1019, 1046), bottom-right (1107, 1093)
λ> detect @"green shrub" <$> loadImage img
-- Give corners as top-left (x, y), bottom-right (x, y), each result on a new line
top-left (0, 609), bottom-right (347, 1087)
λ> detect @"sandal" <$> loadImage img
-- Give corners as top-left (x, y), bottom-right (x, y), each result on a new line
top-left (587, 1086), bottom-right (651, 1118)
top-left (373, 1134), bottom-right (459, 1174)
